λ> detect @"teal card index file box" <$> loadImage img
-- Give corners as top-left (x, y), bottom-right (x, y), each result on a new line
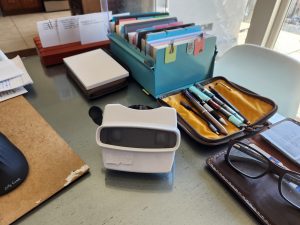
top-left (108, 33), bottom-right (217, 98)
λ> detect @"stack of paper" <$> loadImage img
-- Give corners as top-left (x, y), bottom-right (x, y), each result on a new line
top-left (0, 51), bottom-right (33, 102)
top-left (63, 49), bottom-right (129, 90)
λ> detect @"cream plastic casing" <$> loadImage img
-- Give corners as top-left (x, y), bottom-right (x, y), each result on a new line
top-left (96, 104), bottom-right (180, 173)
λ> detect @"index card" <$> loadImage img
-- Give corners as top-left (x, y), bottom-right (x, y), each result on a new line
top-left (57, 16), bottom-right (81, 44)
top-left (37, 19), bottom-right (61, 48)
top-left (79, 12), bottom-right (110, 45)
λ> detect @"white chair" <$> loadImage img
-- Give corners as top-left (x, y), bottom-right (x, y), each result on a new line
top-left (214, 44), bottom-right (300, 119)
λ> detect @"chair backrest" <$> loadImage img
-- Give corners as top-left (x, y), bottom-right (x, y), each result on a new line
top-left (214, 44), bottom-right (300, 118)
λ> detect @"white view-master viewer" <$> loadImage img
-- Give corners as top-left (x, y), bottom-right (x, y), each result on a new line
top-left (95, 104), bottom-right (181, 173)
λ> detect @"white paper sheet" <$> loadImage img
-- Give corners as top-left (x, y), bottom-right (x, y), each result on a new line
top-left (0, 50), bottom-right (8, 61)
top-left (0, 78), bottom-right (23, 92)
top-left (11, 56), bottom-right (33, 85)
top-left (79, 12), bottom-right (110, 44)
top-left (0, 56), bottom-right (33, 92)
top-left (0, 87), bottom-right (27, 102)
top-left (37, 19), bottom-right (60, 48)
top-left (261, 121), bottom-right (300, 161)
top-left (0, 60), bottom-right (23, 81)
top-left (57, 16), bottom-right (81, 44)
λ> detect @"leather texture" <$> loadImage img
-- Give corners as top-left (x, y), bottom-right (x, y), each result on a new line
top-left (207, 119), bottom-right (300, 225)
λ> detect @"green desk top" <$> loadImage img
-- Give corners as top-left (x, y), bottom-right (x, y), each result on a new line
top-left (14, 55), bottom-right (257, 225)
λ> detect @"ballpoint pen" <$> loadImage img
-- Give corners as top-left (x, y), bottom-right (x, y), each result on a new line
top-left (182, 90), bottom-right (228, 135)
top-left (203, 85), bottom-right (238, 111)
top-left (184, 92), bottom-right (227, 126)
top-left (208, 85), bottom-right (250, 124)
top-left (195, 84), bottom-right (249, 124)
top-left (188, 86), bottom-right (245, 128)
top-left (198, 100), bottom-right (227, 125)
top-left (180, 101), bottom-right (220, 135)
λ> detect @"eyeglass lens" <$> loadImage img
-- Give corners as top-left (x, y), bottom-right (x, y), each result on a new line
top-left (228, 142), bottom-right (300, 208)
top-left (281, 173), bottom-right (300, 208)
top-left (228, 143), bottom-right (269, 178)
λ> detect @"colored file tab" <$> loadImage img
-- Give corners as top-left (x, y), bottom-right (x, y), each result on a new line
top-left (145, 25), bottom-right (202, 55)
top-left (194, 34), bottom-right (205, 56)
top-left (186, 41), bottom-right (194, 55)
top-left (165, 45), bottom-right (177, 64)
top-left (150, 34), bottom-right (201, 58)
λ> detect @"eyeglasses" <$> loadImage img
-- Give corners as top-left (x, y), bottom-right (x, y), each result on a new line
top-left (225, 141), bottom-right (300, 209)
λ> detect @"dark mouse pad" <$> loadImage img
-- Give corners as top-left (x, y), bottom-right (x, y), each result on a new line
top-left (206, 126), bottom-right (300, 225)
top-left (0, 96), bottom-right (89, 225)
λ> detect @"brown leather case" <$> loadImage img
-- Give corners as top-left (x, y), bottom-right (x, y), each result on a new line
top-left (159, 76), bottom-right (277, 145)
top-left (34, 36), bottom-right (110, 66)
top-left (206, 119), bottom-right (300, 225)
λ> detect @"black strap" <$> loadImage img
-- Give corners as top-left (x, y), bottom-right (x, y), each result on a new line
top-left (89, 106), bottom-right (103, 126)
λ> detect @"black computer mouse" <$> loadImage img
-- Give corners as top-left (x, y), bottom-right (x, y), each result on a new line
top-left (0, 132), bottom-right (29, 196)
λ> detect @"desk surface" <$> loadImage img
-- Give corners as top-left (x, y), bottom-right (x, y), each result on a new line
top-left (15, 56), bottom-right (258, 225)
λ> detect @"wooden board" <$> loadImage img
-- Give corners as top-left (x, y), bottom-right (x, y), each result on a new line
top-left (0, 96), bottom-right (89, 225)
top-left (33, 36), bottom-right (110, 66)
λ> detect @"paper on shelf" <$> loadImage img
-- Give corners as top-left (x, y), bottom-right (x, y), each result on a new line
top-left (37, 12), bottom-right (113, 47)
top-left (79, 12), bottom-right (110, 45)
top-left (37, 19), bottom-right (60, 48)
top-left (57, 16), bottom-right (81, 45)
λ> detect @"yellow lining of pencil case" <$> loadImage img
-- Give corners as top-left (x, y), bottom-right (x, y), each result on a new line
top-left (162, 78), bottom-right (274, 140)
